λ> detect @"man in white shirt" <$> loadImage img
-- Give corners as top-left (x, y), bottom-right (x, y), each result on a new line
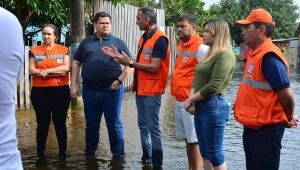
top-left (171, 14), bottom-right (208, 170)
top-left (0, 7), bottom-right (24, 170)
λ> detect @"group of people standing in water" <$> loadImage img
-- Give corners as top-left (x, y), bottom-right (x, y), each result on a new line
top-left (0, 5), bottom-right (298, 170)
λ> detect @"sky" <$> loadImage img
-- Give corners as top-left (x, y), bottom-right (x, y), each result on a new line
top-left (203, 0), bottom-right (300, 22)
top-left (203, 0), bottom-right (220, 10)
top-left (204, 0), bottom-right (300, 9)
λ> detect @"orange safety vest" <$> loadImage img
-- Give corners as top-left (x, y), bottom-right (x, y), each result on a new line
top-left (171, 34), bottom-right (203, 101)
top-left (234, 38), bottom-right (289, 129)
top-left (135, 29), bottom-right (170, 96)
top-left (31, 44), bottom-right (69, 87)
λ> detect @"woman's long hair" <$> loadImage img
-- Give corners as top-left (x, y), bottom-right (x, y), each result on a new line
top-left (201, 19), bottom-right (232, 63)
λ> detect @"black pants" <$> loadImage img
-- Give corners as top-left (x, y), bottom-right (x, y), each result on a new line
top-left (31, 85), bottom-right (70, 155)
top-left (243, 125), bottom-right (285, 170)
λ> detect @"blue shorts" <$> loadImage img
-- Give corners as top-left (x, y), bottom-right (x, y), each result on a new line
top-left (194, 94), bottom-right (230, 167)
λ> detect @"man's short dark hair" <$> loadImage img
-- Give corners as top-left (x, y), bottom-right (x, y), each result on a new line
top-left (94, 12), bottom-right (111, 23)
top-left (177, 14), bottom-right (196, 25)
top-left (254, 22), bottom-right (275, 38)
top-left (138, 7), bottom-right (156, 24)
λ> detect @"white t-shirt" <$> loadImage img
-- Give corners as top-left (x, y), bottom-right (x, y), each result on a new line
top-left (196, 44), bottom-right (209, 62)
top-left (0, 7), bottom-right (24, 170)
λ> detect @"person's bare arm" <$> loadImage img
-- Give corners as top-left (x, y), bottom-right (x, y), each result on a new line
top-left (130, 58), bottom-right (162, 73)
top-left (29, 57), bottom-right (45, 77)
top-left (70, 60), bottom-right (82, 101)
top-left (102, 46), bottom-right (162, 73)
top-left (111, 66), bottom-right (133, 89)
top-left (276, 87), bottom-right (295, 121)
top-left (46, 55), bottom-right (70, 74)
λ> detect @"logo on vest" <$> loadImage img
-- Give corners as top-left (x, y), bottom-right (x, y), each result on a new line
top-left (247, 64), bottom-right (254, 75)
top-left (57, 58), bottom-right (63, 64)
top-left (183, 56), bottom-right (189, 63)
top-left (144, 53), bottom-right (151, 61)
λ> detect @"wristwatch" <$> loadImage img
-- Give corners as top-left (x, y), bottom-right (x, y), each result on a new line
top-left (116, 78), bottom-right (122, 84)
top-left (128, 60), bottom-right (134, 68)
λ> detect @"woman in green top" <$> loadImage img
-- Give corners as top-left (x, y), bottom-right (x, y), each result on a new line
top-left (184, 19), bottom-right (235, 170)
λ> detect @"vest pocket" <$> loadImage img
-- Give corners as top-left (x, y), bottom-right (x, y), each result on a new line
top-left (173, 85), bottom-right (190, 100)
top-left (142, 79), bottom-right (160, 93)
top-left (236, 106), bottom-right (259, 127)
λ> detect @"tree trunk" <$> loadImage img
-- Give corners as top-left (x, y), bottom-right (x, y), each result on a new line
top-left (70, 0), bottom-right (85, 109)
top-left (15, 2), bottom-right (34, 33)
top-left (70, 0), bottom-right (85, 44)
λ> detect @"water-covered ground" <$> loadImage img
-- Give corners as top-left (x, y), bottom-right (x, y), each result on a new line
top-left (18, 62), bottom-right (300, 170)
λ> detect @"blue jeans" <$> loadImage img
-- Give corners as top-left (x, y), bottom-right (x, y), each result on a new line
top-left (194, 94), bottom-right (230, 167)
top-left (136, 95), bottom-right (163, 167)
top-left (82, 85), bottom-right (125, 158)
top-left (243, 125), bottom-right (285, 170)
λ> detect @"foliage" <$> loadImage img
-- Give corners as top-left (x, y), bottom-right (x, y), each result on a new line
top-left (0, 0), bottom-right (95, 41)
top-left (212, 0), bottom-right (299, 45)
top-left (2, 0), bottom-right (298, 46)
top-left (126, 0), bottom-right (158, 7)
top-left (1, 0), bottom-right (69, 31)
top-left (163, 0), bottom-right (206, 28)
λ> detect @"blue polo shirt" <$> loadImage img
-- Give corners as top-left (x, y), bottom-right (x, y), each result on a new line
top-left (74, 34), bottom-right (131, 90)
top-left (262, 52), bottom-right (290, 91)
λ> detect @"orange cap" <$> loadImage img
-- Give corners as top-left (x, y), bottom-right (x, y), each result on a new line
top-left (236, 8), bottom-right (272, 25)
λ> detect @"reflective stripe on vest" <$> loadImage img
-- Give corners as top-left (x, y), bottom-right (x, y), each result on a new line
top-left (35, 55), bottom-right (47, 60)
top-left (35, 54), bottom-right (64, 60)
top-left (242, 77), bottom-right (272, 90)
top-left (142, 48), bottom-right (153, 54)
top-left (176, 50), bottom-right (197, 57)
top-left (55, 54), bottom-right (64, 59)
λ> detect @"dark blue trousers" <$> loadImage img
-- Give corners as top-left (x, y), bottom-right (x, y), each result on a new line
top-left (82, 85), bottom-right (125, 158)
top-left (243, 125), bottom-right (285, 170)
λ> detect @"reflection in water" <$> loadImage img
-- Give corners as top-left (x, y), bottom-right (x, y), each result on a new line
top-left (18, 63), bottom-right (300, 170)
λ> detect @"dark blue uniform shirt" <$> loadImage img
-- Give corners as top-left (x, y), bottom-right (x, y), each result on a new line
top-left (74, 34), bottom-right (131, 90)
top-left (140, 26), bottom-right (168, 59)
top-left (262, 52), bottom-right (290, 91)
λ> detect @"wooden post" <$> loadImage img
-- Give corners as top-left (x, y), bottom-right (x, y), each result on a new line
top-left (24, 46), bottom-right (31, 109)
top-left (19, 49), bottom-right (25, 110)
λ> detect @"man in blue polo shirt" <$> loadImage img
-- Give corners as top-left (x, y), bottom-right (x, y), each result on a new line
top-left (71, 12), bottom-right (132, 160)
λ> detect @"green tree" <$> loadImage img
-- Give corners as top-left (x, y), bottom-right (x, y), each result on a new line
top-left (0, 0), bottom-right (69, 32)
top-left (212, 0), bottom-right (299, 45)
top-left (163, 0), bottom-right (205, 27)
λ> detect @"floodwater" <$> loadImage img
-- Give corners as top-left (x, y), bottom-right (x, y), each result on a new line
top-left (17, 62), bottom-right (300, 170)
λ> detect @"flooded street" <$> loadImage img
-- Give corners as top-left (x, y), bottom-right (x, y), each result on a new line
top-left (17, 62), bottom-right (300, 170)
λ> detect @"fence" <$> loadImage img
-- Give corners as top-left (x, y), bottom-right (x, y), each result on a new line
top-left (16, 46), bottom-right (31, 110)
top-left (241, 38), bottom-right (300, 67)
top-left (94, 0), bottom-right (165, 55)
top-left (273, 38), bottom-right (299, 67)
